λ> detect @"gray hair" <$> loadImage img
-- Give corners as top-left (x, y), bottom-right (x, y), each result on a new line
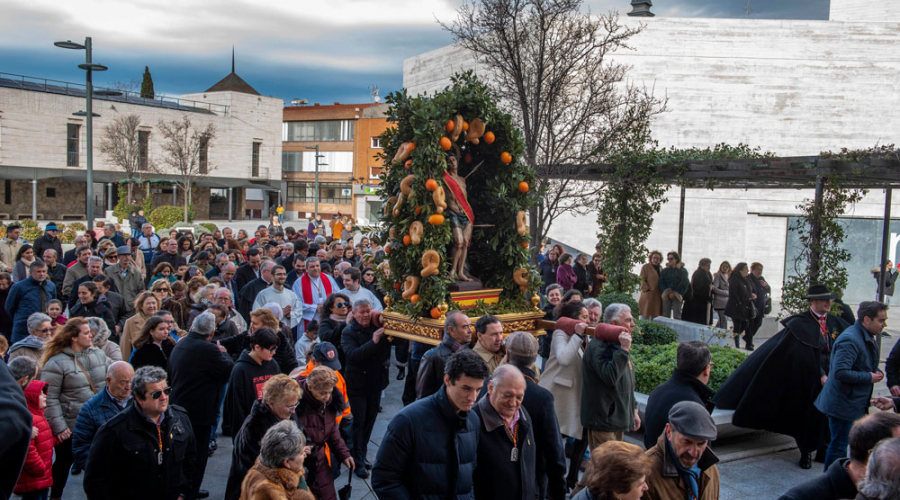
top-left (858, 437), bottom-right (900, 499)
top-left (314, 235), bottom-right (326, 245)
top-left (336, 261), bottom-right (351, 273)
top-left (306, 256), bottom-right (320, 266)
top-left (603, 303), bottom-right (632, 324)
top-left (259, 420), bottom-right (307, 468)
top-left (88, 256), bottom-right (103, 266)
top-left (131, 366), bottom-right (168, 400)
top-left (27, 312), bottom-right (52, 333)
top-left (200, 284), bottom-right (218, 299)
top-left (30, 259), bottom-right (47, 272)
top-left (491, 364), bottom-right (525, 389)
top-left (445, 311), bottom-right (467, 337)
top-left (353, 298), bottom-right (372, 309)
top-left (283, 243), bottom-right (294, 251)
top-left (9, 357), bottom-right (37, 380)
top-left (86, 316), bottom-right (111, 344)
top-left (192, 311), bottom-right (218, 337)
top-left (214, 287), bottom-right (232, 299)
top-left (215, 252), bottom-right (229, 263)
top-left (42, 249), bottom-right (57, 259)
top-left (583, 298), bottom-right (602, 310)
top-left (260, 261), bottom-right (276, 274)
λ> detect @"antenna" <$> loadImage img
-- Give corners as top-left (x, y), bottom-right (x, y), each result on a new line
top-left (744, 0), bottom-right (752, 16)
top-left (232, 46), bottom-right (235, 73)
top-left (369, 84), bottom-right (380, 103)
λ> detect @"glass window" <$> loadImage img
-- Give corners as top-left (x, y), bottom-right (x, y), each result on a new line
top-left (371, 137), bottom-right (381, 148)
top-left (67, 124), bottom-right (79, 167)
top-left (252, 142), bottom-right (261, 177)
top-left (284, 120), bottom-right (355, 142)
top-left (282, 151), bottom-right (303, 172)
top-left (199, 137), bottom-right (209, 174)
top-left (138, 131), bottom-right (150, 171)
top-left (286, 182), bottom-right (352, 204)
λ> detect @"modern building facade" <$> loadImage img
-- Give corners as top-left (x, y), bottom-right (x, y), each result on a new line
top-left (282, 102), bottom-right (389, 224)
top-left (0, 67), bottom-right (282, 221)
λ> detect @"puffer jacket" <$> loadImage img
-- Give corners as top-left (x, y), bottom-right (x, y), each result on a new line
top-left (40, 347), bottom-right (110, 434)
top-left (372, 386), bottom-right (480, 500)
top-left (15, 380), bottom-right (55, 495)
top-left (72, 388), bottom-right (128, 469)
top-left (7, 335), bottom-right (45, 365)
top-left (239, 458), bottom-right (315, 500)
top-left (711, 273), bottom-right (729, 310)
top-left (295, 380), bottom-right (351, 500)
top-left (5, 276), bottom-right (56, 343)
top-left (93, 326), bottom-right (123, 362)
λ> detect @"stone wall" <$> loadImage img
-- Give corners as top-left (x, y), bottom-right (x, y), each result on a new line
top-left (0, 179), bottom-right (86, 220)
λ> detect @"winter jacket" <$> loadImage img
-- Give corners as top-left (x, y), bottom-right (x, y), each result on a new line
top-left (219, 330), bottom-right (297, 375)
top-left (318, 317), bottom-right (348, 369)
top-left (372, 386), bottom-right (480, 500)
top-left (415, 333), bottom-right (458, 400)
top-left (72, 388), bottom-right (129, 469)
top-left (14, 380), bottom-right (55, 495)
top-left (556, 263), bottom-right (576, 290)
top-left (149, 252), bottom-right (187, 273)
top-left (778, 458), bottom-right (857, 500)
top-left (239, 458), bottom-right (315, 500)
top-left (724, 273), bottom-right (754, 322)
top-left (32, 233), bottom-right (62, 264)
top-left (581, 339), bottom-right (636, 432)
top-left (47, 263), bottom-right (66, 299)
top-left (120, 313), bottom-right (150, 359)
top-left (748, 274), bottom-right (770, 318)
top-left (223, 351), bottom-right (281, 437)
top-left (5, 276), bottom-right (56, 343)
top-left (0, 358), bottom-right (33, 500)
top-left (0, 288), bottom-right (13, 339)
top-left (639, 263), bottom-right (662, 318)
top-left (659, 264), bottom-right (690, 297)
top-left (130, 339), bottom-right (176, 370)
top-left (573, 262), bottom-right (590, 294)
top-left (40, 347), bottom-right (110, 434)
top-left (537, 258), bottom-right (558, 292)
top-left (69, 299), bottom-right (116, 336)
top-left (104, 263), bottom-right (145, 312)
top-left (538, 329), bottom-right (585, 438)
top-left (887, 340), bottom-right (900, 390)
top-left (644, 433), bottom-right (720, 500)
top-left (83, 402), bottom-right (197, 500)
top-left (341, 318), bottom-right (392, 397)
top-left (62, 261), bottom-right (89, 299)
top-left (7, 335), bottom-right (45, 365)
top-left (472, 397), bottom-right (537, 500)
top-left (815, 321), bottom-right (880, 421)
top-left (168, 331), bottom-right (235, 427)
top-left (93, 326), bottom-right (123, 362)
top-left (296, 380), bottom-right (351, 500)
top-left (711, 272), bottom-right (730, 310)
top-left (643, 368), bottom-right (715, 449)
top-left (0, 236), bottom-right (23, 272)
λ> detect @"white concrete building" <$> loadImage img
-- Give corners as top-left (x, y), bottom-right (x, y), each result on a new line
top-left (403, 0), bottom-right (900, 304)
top-left (0, 68), bottom-right (283, 221)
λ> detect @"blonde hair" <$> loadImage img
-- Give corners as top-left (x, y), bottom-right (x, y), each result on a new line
top-left (250, 308), bottom-right (280, 330)
top-left (582, 441), bottom-right (651, 499)
top-left (262, 374), bottom-right (301, 406)
top-left (41, 318), bottom-right (89, 366)
top-left (307, 366), bottom-right (338, 393)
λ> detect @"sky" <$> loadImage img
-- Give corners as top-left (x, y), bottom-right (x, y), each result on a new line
top-left (0, 0), bottom-right (830, 105)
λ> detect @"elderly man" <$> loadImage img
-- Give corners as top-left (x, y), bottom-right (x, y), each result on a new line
top-left (815, 301), bottom-right (887, 469)
top-left (138, 223), bottom-right (160, 265)
top-left (214, 286), bottom-right (247, 333)
top-left (473, 365), bottom-right (537, 500)
top-left (169, 312), bottom-right (235, 500)
top-left (644, 341), bottom-right (715, 449)
top-left (292, 257), bottom-right (339, 329)
top-left (473, 314), bottom-right (504, 375)
top-left (342, 299), bottom-right (392, 478)
top-left (275, 242), bottom-right (295, 268)
top-left (855, 437), bottom-right (900, 500)
top-left (205, 252), bottom-right (229, 280)
top-left (219, 262), bottom-right (239, 299)
top-left (62, 245), bottom-right (92, 300)
top-left (340, 267), bottom-right (382, 311)
top-left (779, 412), bottom-right (900, 500)
top-left (7, 312), bottom-right (54, 364)
top-left (63, 235), bottom-right (87, 266)
top-left (104, 246), bottom-right (145, 314)
top-left (84, 366), bottom-right (197, 500)
top-left (99, 223), bottom-right (126, 247)
top-left (72, 361), bottom-right (134, 470)
top-left (33, 222), bottom-right (63, 262)
top-left (6, 260), bottom-right (55, 343)
top-left (644, 401), bottom-right (720, 500)
top-left (150, 238), bottom-right (187, 272)
top-left (253, 265), bottom-right (302, 330)
top-left (581, 303), bottom-right (639, 450)
top-left (417, 311), bottom-right (473, 400)
top-left (714, 284), bottom-right (850, 469)
top-left (42, 249), bottom-right (66, 299)
top-left (583, 298), bottom-right (603, 328)
top-left (237, 261), bottom-right (275, 323)
top-left (285, 254), bottom-right (306, 288)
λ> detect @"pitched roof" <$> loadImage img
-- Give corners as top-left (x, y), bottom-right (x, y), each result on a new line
top-left (205, 72), bottom-right (260, 96)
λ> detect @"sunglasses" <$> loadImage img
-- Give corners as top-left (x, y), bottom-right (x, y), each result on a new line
top-left (39, 327), bottom-right (55, 333)
top-left (150, 387), bottom-right (172, 400)
top-left (364, 273), bottom-right (374, 277)
top-left (334, 302), bottom-right (349, 308)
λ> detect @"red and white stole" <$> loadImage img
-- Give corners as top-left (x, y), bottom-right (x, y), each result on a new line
top-left (300, 273), bottom-right (333, 305)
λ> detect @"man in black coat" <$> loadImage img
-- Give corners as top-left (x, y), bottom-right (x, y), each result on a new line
top-left (236, 261), bottom-right (274, 323)
top-left (63, 235), bottom-right (87, 267)
top-left (150, 238), bottom-right (187, 272)
top-left (341, 299), bottom-right (392, 478)
top-left (95, 275), bottom-right (127, 333)
top-left (32, 222), bottom-right (63, 263)
top-left (167, 312), bottom-right (235, 500)
top-left (644, 341), bottom-right (715, 449)
top-left (373, 350), bottom-right (489, 499)
top-left (778, 412), bottom-right (900, 500)
top-left (0, 358), bottom-right (32, 500)
top-left (233, 248), bottom-right (262, 293)
top-left (683, 258), bottom-right (713, 325)
top-left (416, 311), bottom-right (472, 400)
top-left (42, 249), bottom-right (66, 300)
top-left (84, 366), bottom-right (197, 500)
top-left (714, 285), bottom-right (849, 469)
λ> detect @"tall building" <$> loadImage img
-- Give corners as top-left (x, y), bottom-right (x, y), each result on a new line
top-left (282, 102), bottom-right (389, 224)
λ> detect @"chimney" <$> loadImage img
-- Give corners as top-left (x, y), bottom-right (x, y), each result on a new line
top-left (628, 0), bottom-right (654, 16)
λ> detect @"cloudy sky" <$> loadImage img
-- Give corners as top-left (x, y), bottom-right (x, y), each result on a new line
top-left (0, 0), bottom-right (829, 105)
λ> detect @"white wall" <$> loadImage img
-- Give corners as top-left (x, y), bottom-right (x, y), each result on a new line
top-left (830, 0), bottom-right (900, 21)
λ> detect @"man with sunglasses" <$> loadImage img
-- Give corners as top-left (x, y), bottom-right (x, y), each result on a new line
top-left (84, 366), bottom-right (197, 500)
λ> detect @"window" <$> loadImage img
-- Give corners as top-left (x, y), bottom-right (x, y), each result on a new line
top-left (4, 180), bottom-right (10, 204)
top-left (199, 136), bottom-right (209, 174)
top-left (46, 188), bottom-right (56, 198)
top-left (371, 137), bottom-right (382, 148)
top-left (284, 120), bottom-right (354, 142)
top-left (67, 124), bottom-right (80, 166)
top-left (286, 182), bottom-right (352, 204)
top-left (280, 151), bottom-right (353, 173)
top-left (282, 151), bottom-right (302, 172)
top-left (251, 142), bottom-right (261, 177)
top-left (138, 131), bottom-right (150, 171)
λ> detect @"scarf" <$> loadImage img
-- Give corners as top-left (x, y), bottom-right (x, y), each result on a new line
top-left (300, 273), bottom-right (333, 305)
top-left (666, 436), bottom-right (701, 500)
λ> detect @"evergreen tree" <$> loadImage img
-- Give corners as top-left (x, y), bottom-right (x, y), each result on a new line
top-left (140, 66), bottom-right (155, 99)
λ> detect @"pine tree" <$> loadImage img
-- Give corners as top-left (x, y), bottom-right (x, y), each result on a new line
top-left (140, 66), bottom-right (155, 99)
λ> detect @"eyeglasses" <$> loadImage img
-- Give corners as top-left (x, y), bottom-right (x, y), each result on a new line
top-left (267, 346), bottom-right (278, 353)
top-left (150, 387), bottom-right (173, 400)
top-left (284, 401), bottom-right (300, 411)
top-left (334, 302), bottom-right (349, 308)
top-left (39, 327), bottom-right (55, 333)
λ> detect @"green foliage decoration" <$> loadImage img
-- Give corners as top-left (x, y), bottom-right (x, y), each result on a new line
top-left (22, 226), bottom-right (43, 243)
top-left (632, 320), bottom-right (677, 346)
top-left (68, 222), bottom-right (87, 231)
top-left (597, 291), bottom-right (639, 316)
top-left (377, 72), bottom-right (540, 318)
top-left (199, 222), bottom-right (219, 233)
top-left (113, 184), bottom-right (141, 224)
top-left (148, 205), bottom-right (191, 231)
top-left (632, 343), bottom-right (747, 394)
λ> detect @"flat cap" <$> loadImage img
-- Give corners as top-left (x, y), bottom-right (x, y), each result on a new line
top-left (504, 331), bottom-right (538, 358)
top-left (668, 401), bottom-right (717, 441)
top-left (115, 245), bottom-right (132, 255)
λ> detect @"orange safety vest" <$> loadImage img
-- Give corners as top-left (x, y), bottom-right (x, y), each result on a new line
top-left (296, 361), bottom-right (352, 467)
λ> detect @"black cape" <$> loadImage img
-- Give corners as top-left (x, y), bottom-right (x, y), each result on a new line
top-left (683, 268), bottom-right (713, 324)
top-left (712, 311), bottom-right (848, 452)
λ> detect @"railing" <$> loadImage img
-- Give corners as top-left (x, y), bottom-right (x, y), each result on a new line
top-left (0, 72), bottom-right (229, 116)
top-left (67, 152), bottom-right (79, 167)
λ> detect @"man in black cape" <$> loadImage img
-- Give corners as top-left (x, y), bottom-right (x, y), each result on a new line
top-left (712, 285), bottom-right (849, 470)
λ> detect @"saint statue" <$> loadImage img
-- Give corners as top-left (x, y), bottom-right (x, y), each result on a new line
top-left (443, 153), bottom-right (476, 281)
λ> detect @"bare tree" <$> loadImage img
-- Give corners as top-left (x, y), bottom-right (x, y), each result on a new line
top-left (99, 114), bottom-right (152, 202)
top-left (157, 115), bottom-right (216, 222)
top-left (442, 0), bottom-right (666, 262)
top-left (107, 79), bottom-right (141, 94)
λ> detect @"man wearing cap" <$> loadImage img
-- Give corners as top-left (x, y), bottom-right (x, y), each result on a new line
top-left (713, 284), bottom-right (850, 469)
top-left (32, 222), bottom-right (63, 262)
top-left (103, 246), bottom-right (145, 315)
top-left (644, 401), bottom-right (720, 500)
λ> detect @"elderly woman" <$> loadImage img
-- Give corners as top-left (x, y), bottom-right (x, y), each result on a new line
top-left (712, 261), bottom-right (731, 329)
top-left (573, 441), bottom-right (650, 500)
top-left (639, 251), bottom-right (663, 319)
top-left (225, 375), bottom-right (304, 500)
top-left (539, 300), bottom-right (590, 489)
top-left (295, 366), bottom-right (353, 500)
top-left (120, 291), bottom-right (160, 358)
top-left (130, 316), bottom-right (176, 370)
top-left (86, 316), bottom-right (122, 362)
top-left (40, 317), bottom-right (110, 500)
top-left (8, 312), bottom-right (54, 364)
top-left (239, 420), bottom-right (314, 500)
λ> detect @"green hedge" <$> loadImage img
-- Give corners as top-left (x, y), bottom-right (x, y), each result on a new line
top-left (597, 291), bottom-right (639, 315)
top-left (632, 343), bottom-right (747, 394)
top-left (148, 206), bottom-right (191, 231)
top-left (199, 222), bottom-right (218, 233)
top-left (633, 320), bottom-right (678, 346)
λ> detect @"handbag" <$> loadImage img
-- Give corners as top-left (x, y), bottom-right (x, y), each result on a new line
top-left (750, 301), bottom-right (758, 320)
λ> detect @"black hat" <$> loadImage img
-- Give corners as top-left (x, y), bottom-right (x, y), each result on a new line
top-left (312, 342), bottom-right (341, 371)
top-left (805, 285), bottom-right (838, 300)
top-left (668, 401), bottom-right (717, 441)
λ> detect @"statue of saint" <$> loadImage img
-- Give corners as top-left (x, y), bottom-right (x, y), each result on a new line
top-left (443, 153), bottom-right (476, 281)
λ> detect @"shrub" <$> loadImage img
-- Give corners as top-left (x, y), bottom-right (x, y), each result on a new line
top-left (20, 220), bottom-right (39, 229)
top-left (632, 343), bottom-right (747, 394)
top-left (68, 222), bottom-right (87, 231)
top-left (60, 227), bottom-right (77, 244)
top-left (148, 206), bottom-right (190, 231)
top-left (597, 291), bottom-right (639, 316)
top-left (633, 320), bottom-right (678, 346)
top-left (199, 222), bottom-right (218, 233)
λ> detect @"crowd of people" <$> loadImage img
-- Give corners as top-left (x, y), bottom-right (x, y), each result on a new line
top-left (0, 221), bottom-right (898, 500)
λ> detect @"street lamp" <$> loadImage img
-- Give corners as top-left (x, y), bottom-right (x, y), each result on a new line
top-left (54, 37), bottom-right (108, 228)
top-left (305, 145), bottom-right (327, 218)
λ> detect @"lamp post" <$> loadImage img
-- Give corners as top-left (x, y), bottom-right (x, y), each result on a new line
top-left (305, 145), bottom-right (327, 218)
top-left (54, 37), bottom-right (108, 228)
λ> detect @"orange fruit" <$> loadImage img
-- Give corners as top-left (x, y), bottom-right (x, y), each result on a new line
top-left (518, 181), bottom-right (529, 193)
top-left (404, 159), bottom-right (413, 169)
top-left (430, 307), bottom-right (441, 319)
top-left (428, 214), bottom-right (445, 225)
top-left (407, 142), bottom-right (416, 152)
top-left (483, 131), bottom-right (495, 144)
top-left (462, 121), bottom-right (469, 132)
top-left (384, 244), bottom-right (391, 254)
top-left (439, 137), bottom-right (451, 151)
top-left (425, 179), bottom-right (438, 191)
top-left (501, 152), bottom-right (513, 164)
top-left (415, 206), bottom-right (422, 215)
top-left (445, 120), bottom-right (455, 132)
top-left (521, 241), bottom-right (529, 248)
top-left (464, 153), bottom-right (473, 164)
top-left (410, 294), bottom-right (420, 303)
top-left (403, 235), bottom-right (412, 245)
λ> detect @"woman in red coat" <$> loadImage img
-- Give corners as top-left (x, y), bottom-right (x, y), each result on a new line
top-left (16, 380), bottom-right (56, 500)
top-left (295, 367), bottom-right (353, 500)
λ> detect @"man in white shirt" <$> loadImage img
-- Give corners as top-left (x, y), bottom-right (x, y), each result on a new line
top-left (292, 257), bottom-right (339, 329)
top-left (254, 265), bottom-right (302, 329)
top-left (340, 267), bottom-right (383, 312)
